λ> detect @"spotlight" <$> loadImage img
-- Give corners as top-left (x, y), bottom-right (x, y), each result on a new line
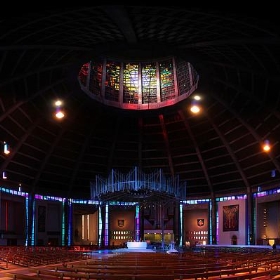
top-left (190, 100), bottom-right (201, 114)
top-left (54, 99), bottom-right (65, 119)
top-left (3, 141), bottom-right (10, 155)
top-left (193, 95), bottom-right (201, 101)
top-left (55, 100), bottom-right (63, 107)
top-left (190, 104), bottom-right (200, 114)
top-left (55, 109), bottom-right (65, 119)
top-left (190, 95), bottom-right (202, 114)
top-left (262, 140), bottom-right (271, 152)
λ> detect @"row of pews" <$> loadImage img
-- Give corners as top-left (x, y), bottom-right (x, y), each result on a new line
top-left (0, 246), bottom-right (90, 268)
top-left (3, 246), bottom-right (280, 279)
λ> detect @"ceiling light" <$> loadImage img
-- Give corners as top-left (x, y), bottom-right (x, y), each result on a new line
top-left (54, 99), bottom-right (65, 119)
top-left (190, 99), bottom-right (201, 114)
top-left (190, 105), bottom-right (200, 113)
top-left (55, 109), bottom-right (65, 119)
top-left (3, 141), bottom-right (10, 155)
top-left (262, 140), bottom-right (271, 152)
top-left (55, 100), bottom-right (63, 107)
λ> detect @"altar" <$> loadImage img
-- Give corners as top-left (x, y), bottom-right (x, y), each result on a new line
top-left (126, 241), bottom-right (147, 250)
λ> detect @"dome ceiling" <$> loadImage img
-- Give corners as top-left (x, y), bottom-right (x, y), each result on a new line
top-left (0, 5), bottom-right (279, 200)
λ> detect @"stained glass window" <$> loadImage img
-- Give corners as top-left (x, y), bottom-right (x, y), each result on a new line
top-left (159, 59), bottom-right (175, 101)
top-left (105, 61), bottom-right (121, 102)
top-left (142, 62), bottom-right (157, 104)
top-left (89, 61), bottom-right (103, 96)
top-left (78, 56), bottom-right (199, 110)
top-left (123, 63), bottom-right (139, 104)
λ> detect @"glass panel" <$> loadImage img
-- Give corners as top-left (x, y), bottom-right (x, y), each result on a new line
top-left (159, 59), bottom-right (175, 101)
top-left (123, 63), bottom-right (139, 104)
top-left (142, 62), bottom-right (157, 104)
top-left (105, 61), bottom-right (121, 102)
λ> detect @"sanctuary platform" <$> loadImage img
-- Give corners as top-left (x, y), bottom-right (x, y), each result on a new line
top-left (113, 241), bottom-right (155, 253)
top-left (127, 241), bottom-right (147, 250)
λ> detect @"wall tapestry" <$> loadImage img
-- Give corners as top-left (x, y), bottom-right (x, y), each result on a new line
top-left (223, 204), bottom-right (239, 231)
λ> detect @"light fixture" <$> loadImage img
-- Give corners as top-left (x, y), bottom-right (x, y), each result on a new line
top-left (3, 141), bottom-right (10, 155)
top-left (262, 139), bottom-right (271, 152)
top-left (190, 104), bottom-right (200, 114)
top-left (2, 171), bottom-right (7, 179)
top-left (193, 95), bottom-right (201, 101)
top-left (190, 98), bottom-right (201, 114)
top-left (55, 109), bottom-right (65, 119)
top-left (190, 95), bottom-right (202, 114)
top-left (54, 99), bottom-right (65, 119)
top-left (55, 100), bottom-right (62, 107)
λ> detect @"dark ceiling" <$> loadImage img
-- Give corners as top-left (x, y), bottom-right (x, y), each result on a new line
top-left (0, 5), bottom-right (280, 200)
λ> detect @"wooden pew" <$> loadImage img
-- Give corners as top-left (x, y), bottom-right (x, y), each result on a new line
top-left (173, 266), bottom-right (259, 279)
top-left (53, 265), bottom-right (173, 274)
top-left (7, 271), bottom-right (134, 280)
top-left (131, 275), bottom-right (174, 280)
top-left (30, 267), bottom-right (174, 278)
top-left (219, 269), bottom-right (280, 280)
top-left (5, 273), bottom-right (56, 280)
